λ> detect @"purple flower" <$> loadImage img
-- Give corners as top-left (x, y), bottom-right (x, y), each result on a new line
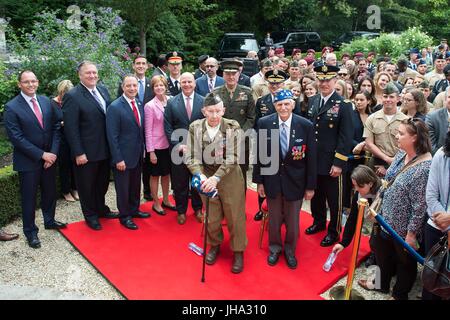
top-left (113, 16), bottom-right (124, 26)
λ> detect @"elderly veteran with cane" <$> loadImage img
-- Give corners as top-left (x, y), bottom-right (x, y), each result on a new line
top-left (185, 92), bottom-right (247, 274)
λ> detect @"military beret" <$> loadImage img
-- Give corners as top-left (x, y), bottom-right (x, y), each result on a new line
top-left (292, 48), bottom-right (301, 56)
top-left (220, 59), bottom-right (243, 72)
top-left (353, 52), bottom-right (364, 58)
top-left (417, 59), bottom-right (427, 65)
top-left (368, 51), bottom-right (376, 57)
top-left (203, 92), bottom-right (223, 107)
top-left (321, 46), bottom-right (333, 55)
top-left (383, 82), bottom-right (399, 95)
top-left (274, 47), bottom-right (285, 55)
top-left (307, 49), bottom-right (316, 54)
top-left (314, 64), bottom-right (339, 80)
top-left (273, 89), bottom-right (294, 103)
top-left (198, 55), bottom-right (209, 64)
top-left (341, 52), bottom-right (350, 58)
top-left (261, 58), bottom-right (273, 68)
top-left (409, 48), bottom-right (420, 54)
top-left (290, 60), bottom-right (300, 68)
top-left (417, 80), bottom-right (431, 89)
top-left (166, 51), bottom-right (184, 64)
top-left (265, 69), bottom-right (288, 83)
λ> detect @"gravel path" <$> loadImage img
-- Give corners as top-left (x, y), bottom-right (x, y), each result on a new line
top-left (0, 173), bottom-right (423, 300)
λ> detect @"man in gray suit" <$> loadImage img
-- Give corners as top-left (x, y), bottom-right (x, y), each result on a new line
top-left (426, 86), bottom-right (450, 154)
top-left (164, 72), bottom-right (205, 224)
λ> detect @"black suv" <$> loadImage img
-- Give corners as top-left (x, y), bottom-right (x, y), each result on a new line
top-left (270, 31), bottom-right (321, 53)
top-left (331, 31), bottom-right (380, 50)
top-left (217, 33), bottom-right (262, 60)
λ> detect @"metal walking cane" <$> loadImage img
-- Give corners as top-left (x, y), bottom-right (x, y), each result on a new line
top-left (201, 196), bottom-right (210, 283)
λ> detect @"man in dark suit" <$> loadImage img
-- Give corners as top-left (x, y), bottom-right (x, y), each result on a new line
top-left (426, 87), bottom-right (450, 154)
top-left (306, 65), bottom-right (353, 247)
top-left (118, 55), bottom-right (154, 201)
top-left (164, 72), bottom-right (205, 225)
top-left (194, 54), bottom-right (208, 80)
top-left (253, 89), bottom-right (317, 269)
top-left (195, 57), bottom-right (225, 97)
top-left (63, 61), bottom-right (118, 231)
top-left (151, 54), bottom-right (168, 78)
top-left (107, 75), bottom-right (150, 230)
top-left (166, 51), bottom-right (185, 97)
top-left (5, 70), bottom-right (66, 248)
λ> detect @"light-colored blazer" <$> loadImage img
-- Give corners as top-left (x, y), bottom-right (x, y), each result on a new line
top-left (144, 96), bottom-right (170, 152)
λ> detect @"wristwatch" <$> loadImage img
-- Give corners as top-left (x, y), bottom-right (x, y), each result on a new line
top-left (213, 175), bottom-right (221, 183)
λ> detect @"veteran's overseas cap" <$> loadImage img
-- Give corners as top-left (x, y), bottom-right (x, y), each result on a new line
top-left (314, 64), bottom-right (339, 80)
top-left (273, 89), bottom-right (294, 103)
top-left (220, 59), bottom-right (243, 73)
top-left (166, 51), bottom-right (185, 64)
top-left (204, 92), bottom-right (223, 107)
top-left (265, 69), bottom-right (288, 83)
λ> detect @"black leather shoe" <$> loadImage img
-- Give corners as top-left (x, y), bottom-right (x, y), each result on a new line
top-left (305, 224), bottom-right (326, 235)
top-left (120, 219), bottom-right (138, 230)
top-left (143, 193), bottom-right (153, 201)
top-left (162, 202), bottom-right (176, 211)
top-left (27, 236), bottom-right (41, 249)
top-left (86, 219), bottom-right (102, 231)
top-left (320, 234), bottom-right (338, 247)
top-left (254, 211), bottom-right (263, 221)
top-left (152, 205), bottom-right (166, 216)
top-left (364, 252), bottom-right (376, 267)
top-left (44, 221), bottom-right (67, 230)
top-left (285, 254), bottom-right (298, 269)
top-left (132, 211), bottom-right (150, 218)
top-left (267, 252), bottom-right (280, 266)
top-left (205, 246), bottom-right (220, 265)
top-left (100, 211), bottom-right (120, 219)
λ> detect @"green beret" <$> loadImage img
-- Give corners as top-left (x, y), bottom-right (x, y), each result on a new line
top-left (383, 82), bottom-right (399, 95)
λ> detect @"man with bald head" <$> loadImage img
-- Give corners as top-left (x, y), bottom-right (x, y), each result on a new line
top-left (195, 57), bottom-right (225, 97)
top-left (164, 72), bottom-right (205, 224)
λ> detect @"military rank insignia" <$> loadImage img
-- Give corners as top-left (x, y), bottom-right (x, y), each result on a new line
top-left (291, 145), bottom-right (306, 160)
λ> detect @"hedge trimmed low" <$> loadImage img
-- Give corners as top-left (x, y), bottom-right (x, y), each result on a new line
top-left (0, 165), bottom-right (22, 228)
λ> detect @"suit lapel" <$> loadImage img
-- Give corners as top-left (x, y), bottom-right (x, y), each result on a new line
top-left (19, 95), bottom-right (44, 130)
top-left (81, 85), bottom-right (105, 115)
top-left (36, 96), bottom-right (49, 130)
top-left (121, 96), bottom-right (141, 128)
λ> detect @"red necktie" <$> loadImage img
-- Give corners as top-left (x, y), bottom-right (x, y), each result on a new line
top-left (131, 100), bottom-right (140, 126)
top-left (31, 97), bottom-right (43, 128)
top-left (185, 96), bottom-right (192, 119)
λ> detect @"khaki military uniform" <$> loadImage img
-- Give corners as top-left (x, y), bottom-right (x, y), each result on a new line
top-left (432, 91), bottom-right (445, 110)
top-left (425, 70), bottom-right (445, 88)
top-left (251, 78), bottom-right (270, 101)
top-left (363, 109), bottom-right (409, 163)
top-left (185, 118), bottom-right (247, 252)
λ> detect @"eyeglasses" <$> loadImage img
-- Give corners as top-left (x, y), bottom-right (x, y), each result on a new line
top-left (20, 80), bottom-right (38, 85)
top-left (338, 73), bottom-right (347, 76)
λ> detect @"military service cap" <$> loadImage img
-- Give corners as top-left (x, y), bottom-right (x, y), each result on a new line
top-left (220, 59), bottom-right (243, 72)
top-left (203, 92), bottom-right (223, 107)
top-left (273, 89), bottom-right (294, 103)
top-left (166, 51), bottom-right (185, 64)
top-left (265, 69), bottom-right (288, 83)
top-left (198, 54), bottom-right (209, 64)
top-left (314, 64), bottom-right (339, 80)
top-left (383, 82), bottom-right (399, 94)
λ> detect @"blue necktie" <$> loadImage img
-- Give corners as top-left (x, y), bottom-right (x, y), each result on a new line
top-left (138, 80), bottom-right (145, 104)
top-left (280, 123), bottom-right (288, 159)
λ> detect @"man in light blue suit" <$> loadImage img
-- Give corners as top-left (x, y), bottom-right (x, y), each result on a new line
top-left (195, 57), bottom-right (225, 97)
top-left (106, 75), bottom-right (150, 230)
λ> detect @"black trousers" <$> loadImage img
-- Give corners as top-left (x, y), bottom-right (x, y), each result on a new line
top-left (422, 223), bottom-right (446, 300)
top-left (19, 165), bottom-right (57, 240)
top-left (113, 161), bottom-right (142, 221)
top-left (58, 139), bottom-right (76, 194)
top-left (373, 230), bottom-right (417, 300)
top-left (310, 174), bottom-right (344, 238)
top-left (73, 159), bottom-right (111, 220)
top-left (170, 162), bottom-right (202, 215)
top-left (142, 152), bottom-right (152, 196)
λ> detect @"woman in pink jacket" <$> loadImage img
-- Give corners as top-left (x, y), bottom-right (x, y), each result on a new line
top-left (144, 76), bottom-right (176, 215)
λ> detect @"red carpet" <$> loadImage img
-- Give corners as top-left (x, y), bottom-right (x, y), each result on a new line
top-left (60, 190), bottom-right (370, 300)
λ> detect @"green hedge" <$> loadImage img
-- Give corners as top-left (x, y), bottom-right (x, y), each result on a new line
top-left (0, 165), bottom-right (22, 228)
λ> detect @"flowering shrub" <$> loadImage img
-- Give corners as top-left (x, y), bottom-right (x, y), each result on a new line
top-left (8, 7), bottom-right (130, 97)
top-left (0, 60), bottom-right (18, 113)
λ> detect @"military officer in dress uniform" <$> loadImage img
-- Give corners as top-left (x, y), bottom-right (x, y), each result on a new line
top-left (305, 64), bottom-right (353, 247)
top-left (212, 59), bottom-right (256, 192)
top-left (166, 51), bottom-right (185, 97)
top-left (185, 93), bottom-right (247, 274)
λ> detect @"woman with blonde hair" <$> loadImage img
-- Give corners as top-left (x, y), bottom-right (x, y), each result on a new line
top-left (51, 80), bottom-right (78, 202)
top-left (373, 71), bottom-right (392, 111)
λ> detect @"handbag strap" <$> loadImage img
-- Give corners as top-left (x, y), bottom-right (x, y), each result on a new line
top-left (385, 153), bottom-right (430, 190)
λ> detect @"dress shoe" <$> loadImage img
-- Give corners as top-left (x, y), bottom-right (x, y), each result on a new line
top-left (27, 236), bottom-right (41, 249)
top-left (285, 254), bottom-right (298, 269)
top-left (267, 252), bottom-right (280, 266)
top-left (71, 190), bottom-right (79, 201)
top-left (205, 246), bottom-right (220, 265)
top-left (231, 252), bottom-right (244, 274)
top-left (254, 211), bottom-right (263, 221)
top-left (143, 193), bottom-right (153, 201)
top-left (63, 193), bottom-right (76, 202)
top-left (152, 205), bottom-right (166, 216)
top-left (320, 234), bottom-right (338, 247)
top-left (120, 219), bottom-right (138, 230)
top-left (305, 224), bottom-right (326, 235)
top-left (177, 214), bottom-right (186, 225)
top-left (0, 230), bottom-right (19, 241)
top-left (86, 219), bottom-right (102, 231)
top-left (162, 202), bottom-right (176, 211)
top-left (194, 210), bottom-right (203, 223)
top-left (133, 211), bottom-right (151, 218)
top-left (44, 221), bottom-right (67, 230)
top-left (100, 211), bottom-right (120, 219)
top-left (364, 252), bottom-right (377, 268)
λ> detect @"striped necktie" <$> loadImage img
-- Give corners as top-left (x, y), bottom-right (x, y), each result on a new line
top-left (280, 122), bottom-right (288, 158)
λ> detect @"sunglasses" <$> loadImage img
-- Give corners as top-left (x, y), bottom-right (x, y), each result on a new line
top-left (338, 73), bottom-right (347, 76)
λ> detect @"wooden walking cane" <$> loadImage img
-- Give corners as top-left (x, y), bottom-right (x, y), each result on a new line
top-left (201, 196), bottom-right (210, 283)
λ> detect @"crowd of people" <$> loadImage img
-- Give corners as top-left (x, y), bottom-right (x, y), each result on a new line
top-left (1, 38), bottom-right (450, 300)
